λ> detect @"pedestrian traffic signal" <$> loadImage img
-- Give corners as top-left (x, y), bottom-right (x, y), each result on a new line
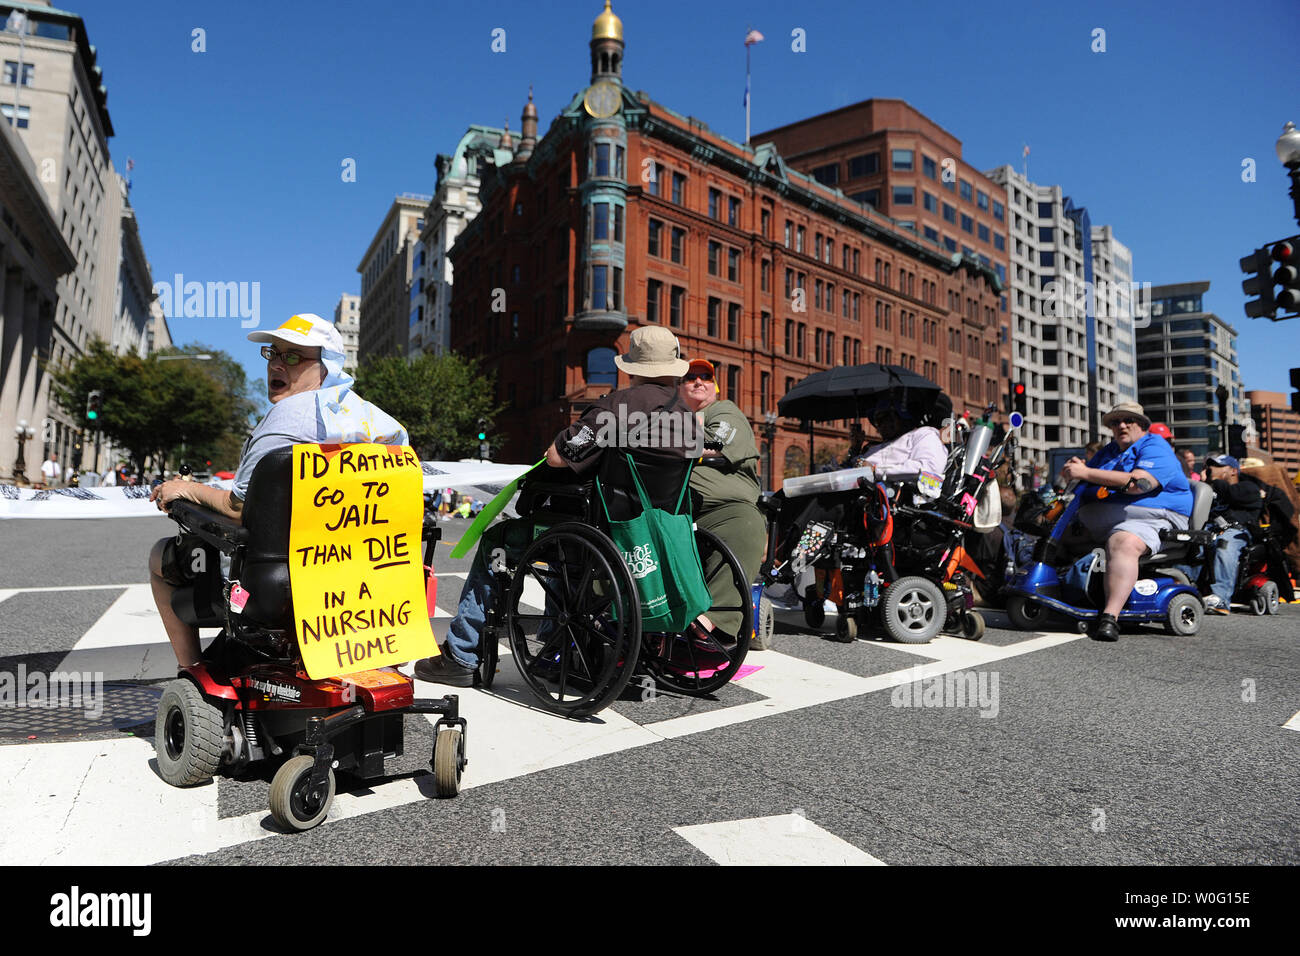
top-left (1290, 367), bottom-right (1300, 414)
top-left (476, 418), bottom-right (487, 442)
top-left (1272, 239), bottom-right (1300, 314)
top-left (1012, 382), bottom-right (1027, 416)
top-left (1241, 248), bottom-right (1276, 318)
top-left (85, 390), bottom-right (103, 422)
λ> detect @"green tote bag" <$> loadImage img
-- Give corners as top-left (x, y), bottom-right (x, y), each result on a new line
top-left (597, 455), bottom-right (712, 633)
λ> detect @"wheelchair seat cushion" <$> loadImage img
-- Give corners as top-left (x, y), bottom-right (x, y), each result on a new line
top-left (236, 448), bottom-right (295, 630)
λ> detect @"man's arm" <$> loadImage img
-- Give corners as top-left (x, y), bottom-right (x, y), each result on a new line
top-left (150, 479), bottom-right (243, 519)
top-left (545, 441), bottom-right (570, 470)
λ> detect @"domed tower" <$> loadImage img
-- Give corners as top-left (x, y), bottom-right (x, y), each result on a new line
top-left (515, 87), bottom-right (538, 163)
top-left (575, 1), bottom-right (630, 331)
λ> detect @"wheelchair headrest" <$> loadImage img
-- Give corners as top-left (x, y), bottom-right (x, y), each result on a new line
top-left (1189, 480), bottom-right (1214, 531)
top-left (242, 447), bottom-right (294, 558)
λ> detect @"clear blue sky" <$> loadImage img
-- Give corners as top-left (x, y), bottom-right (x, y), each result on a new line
top-left (77, 0), bottom-right (1300, 394)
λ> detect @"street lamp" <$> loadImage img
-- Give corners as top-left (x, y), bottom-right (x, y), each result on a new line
top-left (1277, 121), bottom-right (1300, 227)
top-left (1215, 383), bottom-right (1229, 454)
top-left (12, 419), bottom-right (35, 484)
top-left (762, 411), bottom-right (777, 490)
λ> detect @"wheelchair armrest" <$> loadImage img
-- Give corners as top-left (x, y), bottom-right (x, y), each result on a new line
top-left (168, 500), bottom-right (248, 554)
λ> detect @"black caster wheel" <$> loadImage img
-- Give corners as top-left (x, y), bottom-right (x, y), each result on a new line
top-left (269, 755), bottom-right (335, 832)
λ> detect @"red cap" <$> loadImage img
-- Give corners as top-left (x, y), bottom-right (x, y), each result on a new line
top-left (1149, 422), bottom-right (1173, 439)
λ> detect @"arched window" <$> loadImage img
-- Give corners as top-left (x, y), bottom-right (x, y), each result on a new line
top-left (586, 347), bottom-right (617, 387)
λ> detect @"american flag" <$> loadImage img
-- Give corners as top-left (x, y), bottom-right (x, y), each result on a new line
top-left (126, 157), bottom-right (135, 172)
top-left (745, 28), bottom-right (764, 46)
top-left (1023, 144), bottom-right (1030, 158)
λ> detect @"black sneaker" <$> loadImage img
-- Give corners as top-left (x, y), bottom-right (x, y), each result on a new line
top-left (414, 646), bottom-right (476, 687)
top-left (1091, 613), bottom-right (1119, 642)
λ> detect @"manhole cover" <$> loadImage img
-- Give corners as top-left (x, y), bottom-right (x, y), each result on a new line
top-left (0, 682), bottom-right (163, 742)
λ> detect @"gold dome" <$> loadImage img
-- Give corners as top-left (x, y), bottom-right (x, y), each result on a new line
top-left (592, 1), bottom-right (623, 42)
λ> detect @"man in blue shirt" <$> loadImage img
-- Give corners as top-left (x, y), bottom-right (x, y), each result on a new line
top-left (1060, 402), bottom-right (1193, 642)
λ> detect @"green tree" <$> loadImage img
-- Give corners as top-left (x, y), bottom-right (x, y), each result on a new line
top-left (354, 351), bottom-right (503, 459)
top-left (48, 340), bottom-right (250, 474)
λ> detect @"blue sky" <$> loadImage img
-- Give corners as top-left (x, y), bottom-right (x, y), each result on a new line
top-left (75, 0), bottom-right (1300, 394)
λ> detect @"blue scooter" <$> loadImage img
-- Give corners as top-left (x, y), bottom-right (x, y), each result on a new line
top-left (1004, 480), bottom-right (1212, 636)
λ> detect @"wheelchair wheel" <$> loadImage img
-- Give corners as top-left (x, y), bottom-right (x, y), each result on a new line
top-left (1006, 595), bottom-right (1047, 631)
top-left (506, 522), bottom-right (641, 718)
top-left (1262, 581), bottom-right (1280, 615)
top-left (834, 614), bottom-right (858, 643)
top-left (155, 679), bottom-right (225, 787)
top-left (752, 594), bottom-right (775, 650)
top-left (881, 576), bottom-right (946, 643)
top-left (269, 754), bottom-right (335, 832)
top-left (643, 529), bottom-right (752, 696)
top-left (1165, 592), bottom-right (1203, 636)
top-left (433, 727), bottom-right (463, 797)
top-left (479, 621), bottom-right (500, 689)
top-left (959, 610), bottom-right (986, 641)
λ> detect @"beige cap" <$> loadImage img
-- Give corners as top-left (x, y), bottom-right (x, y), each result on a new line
top-left (1102, 401), bottom-right (1151, 429)
top-left (614, 326), bottom-right (690, 378)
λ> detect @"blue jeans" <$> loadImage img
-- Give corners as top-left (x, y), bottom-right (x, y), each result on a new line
top-left (1209, 528), bottom-right (1250, 604)
top-left (444, 545), bottom-right (493, 669)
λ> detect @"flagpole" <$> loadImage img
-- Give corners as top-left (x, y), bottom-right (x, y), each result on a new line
top-left (745, 41), bottom-right (751, 147)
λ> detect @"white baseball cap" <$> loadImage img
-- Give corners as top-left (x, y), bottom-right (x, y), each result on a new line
top-left (247, 313), bottom-right (343, 354)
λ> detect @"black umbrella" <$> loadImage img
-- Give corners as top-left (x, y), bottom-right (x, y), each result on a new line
top-left (777, 363), bottom-right (942, 423)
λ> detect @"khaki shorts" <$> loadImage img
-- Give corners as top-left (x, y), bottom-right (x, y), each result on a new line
top-left (1076, 500), bottom-right (1189, 555)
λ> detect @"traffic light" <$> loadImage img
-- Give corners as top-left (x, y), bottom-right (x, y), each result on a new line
top-left (476, 418), bottom-right (487, 441)
top-left (1291, 368), bottom-right (1300, 414)
top-left (1012, 382), bottom-right (1027, 416)
top-left (1272, 239), bottom-right (1300, 314)
top-left (85, 390), bottom-right (103, 422)
top-left (1241, 248), bottom-right (1276, 318)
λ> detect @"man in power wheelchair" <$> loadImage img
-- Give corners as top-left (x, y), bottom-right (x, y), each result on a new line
top-left (413, 327), bottom-right (753, 718)
top-left (765, 395), bottom-right (1002, 644)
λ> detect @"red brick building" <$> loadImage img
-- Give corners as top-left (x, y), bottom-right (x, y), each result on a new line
top-left (449, 3), bottom-right (1006, 487)
top-left (1246, 390), bottom-right (1300, 480)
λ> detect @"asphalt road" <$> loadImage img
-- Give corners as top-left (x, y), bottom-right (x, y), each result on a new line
top-left (0, 515), bottom-right (1297, 866)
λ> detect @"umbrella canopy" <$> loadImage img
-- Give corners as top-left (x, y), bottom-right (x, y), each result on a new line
top-left (213, 471), bottom-right (236, 479)
top-left (777, 363), bottom-right (941, 423)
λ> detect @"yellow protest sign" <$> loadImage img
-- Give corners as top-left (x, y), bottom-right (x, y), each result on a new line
top-left (288, 443), bottom-right (437, 679)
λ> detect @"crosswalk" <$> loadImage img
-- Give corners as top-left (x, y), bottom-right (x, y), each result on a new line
top-left (0, 576), bottom-right (1080, 865)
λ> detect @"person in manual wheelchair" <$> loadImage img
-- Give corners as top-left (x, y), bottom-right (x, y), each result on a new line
top-left (148, 314), bottom-right (408, 667)
top-left (413, 326), bottom-right (704, 690)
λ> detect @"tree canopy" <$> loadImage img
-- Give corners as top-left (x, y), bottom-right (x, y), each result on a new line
top-left (354, 351), bottom-right (502, 460)
top-left (49, 340), bottom-right (261, 472)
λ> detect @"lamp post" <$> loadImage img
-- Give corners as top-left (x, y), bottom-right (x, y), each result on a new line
top-left (1277, 121), bottom-right (1300, 228)
top-left (1215, 383), bottom-right (1229, 455)
top-left (12, 420), bottom-right (34, 484)
top-left (762, 411), bottom-right (777, 490)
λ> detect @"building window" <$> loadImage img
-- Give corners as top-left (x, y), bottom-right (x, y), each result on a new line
top-left (587, 347), bottom-right (617, 386)
top-left (727, 247), bottom-right (740, 281)
top-left (815, 329), bottom-right (824, 363)
top-left (648, 218), bottom-right (662, 257)
top-left (672, 171), bottom-right (686, 204)
top-left (648, 162), bottom-right (666, 197)
top-left (595, 143), bottom-right (611, 177)
top-left (922, 155), bottom-right (937, 180)
top-left (993, 200), bottom-right (1005, 221)
top-left (815, 234), bottom-right (823, 259)
top-left (615, 146), bottom-right (625, 179)
top-left (708, 240), bottom-right (721, 275)
top-left (943, 203), bottom-right (956, 223)
top-left (761, 259), bottom-right (770, 291)
top-left (646, 279), bottom-right (662, 323)
top-left (993, 233), bottom-right (1005, 251)
top-left (784, 319), bottom-right (794, 354)
top-left (923, 191), bottom-right (937, 213)
top-left (850, 190), bottom-right (880, 208)
top-left (728, 195), bottom-right (741, 227)
top-left (727, 365), bottom-right (740, 402)
top-left (708, 297), bottom-right (720, 337)
top-left (671, 227), bottom-right (685, 264)
top-left (849, 153), bottom-right (880, 178)
top-left (797, 323), bottom-right (806, 358)
top-left (613, 205), bottom-right (624, 242)
top-left (728, 302), bottom-right (740, 341)
top-left (784, 219), bottom-right (792, 247)
top-left (959, 180), bottom-right (972, 201)
top-left (592, 202), bottom-right (609, 240)
top-left (815, 279), bottom-right (823, 309)
top-left (590, 265), bottom-right (607, 309)
top-left (923, 225), bottom-right (940, 242)
top-left (670, 285), bottom-right (685, 327)
top-left (812, 163), bottom-right (839, 186)
top-left (3, 61), bottom-right (35, 86)
top-left (891, 149), bottom-right (914, 171)
top-left (796, 226), bottom-right (805, 253)
top-left (977, 223), bottom-right (989, 242)
top-left (708, 188), bottom-right (721, 220)
top-left (893, 186), bottom-right (915, 206)
top-left (961, 214), bottom-right (973, 234)
top-left (977, 190), bottom-right (989, 211)
top-left (1, 103), bottom-right (30, 128)
top-left (1040, 251), bottom-right (1055, 267)
top-left (761, 208), bottom-right (770, 236)
top-left (761, 371), bottom-right (770, 412)
top-left (761, 311), bottom-right (771, 349)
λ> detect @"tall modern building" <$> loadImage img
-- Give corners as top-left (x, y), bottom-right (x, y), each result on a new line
top-left (409, 125), bottom-right (505, 357)
top-left (449, 2), bottom-right (1006, 483)
top-left (0, 1), bottom-right (157, 474)
top-left (985, 165), bottom-right (1137, 480)
top-left (356, 193), bottom-right (428, 366)
top-left (1244, 390), bottom-right (1300, 479)
top-left (333, 292), bottom-right (359, 373)
top-left (1136, 281), bottom-right (1241, 462)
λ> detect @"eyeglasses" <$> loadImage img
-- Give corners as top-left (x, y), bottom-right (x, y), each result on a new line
top-left (1113, 417), bottom-right (1143, 426)
top-left (261, 346), bottom-right (313, 366)
top-left (683, 372), bottom-right (713, 383)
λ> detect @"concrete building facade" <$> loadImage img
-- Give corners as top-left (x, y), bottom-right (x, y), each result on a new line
top-left (333, 291), bottom-right (359, 373)
top-left (448, 3), bottom-right (1005, 484)
top-left (1245, 390), bottom-right (1300, 479)
top-left (1136, 281), bottom-right (1241, 463)
top-left (985, 165), bottom-right (1138, 478)
top-left (357, 194), bottom-right (427, 366)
